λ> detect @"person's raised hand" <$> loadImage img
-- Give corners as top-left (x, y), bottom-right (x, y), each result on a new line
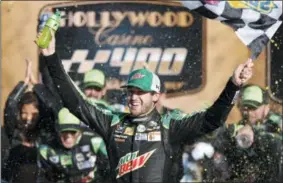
top-left (28, 60), bottom-right (38, 85)
top-left (24, 59), bottom-right (32, 86)
top-left (232, 58), bottom-right (254, 86)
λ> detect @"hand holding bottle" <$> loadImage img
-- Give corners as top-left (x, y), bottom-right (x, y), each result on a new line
top-left (35, 9), bottom-right (60, 49)
top-left (38, 28), bottom-right (56, 57)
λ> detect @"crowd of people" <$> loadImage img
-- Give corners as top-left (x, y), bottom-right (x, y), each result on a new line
top-left (1, 31), bottom-right (282, 183)
top-left (181, 85), bottom-right (282, 182)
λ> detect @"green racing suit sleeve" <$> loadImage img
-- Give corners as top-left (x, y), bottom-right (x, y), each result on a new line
top-left (163, 78), bottom-right (240, 143)
top-left (91, 137), bottom-right (107, 156)
top-left (90, 136), bottom-right (111, 181)
top-left (43, 53), bottom-right (119, 142)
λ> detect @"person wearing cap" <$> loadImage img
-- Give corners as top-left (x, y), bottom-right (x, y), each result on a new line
top-left (81, 69), bottom-right (109, 109)
top-left (38, 108), bottom-right (110, 183)
top-left (239, 84), bottom-right (282, 134)
top-left (208, 116), bottom-right (282, 182)
top-left (40, 33), bottom-right (253, 183)
top-left (204, 84), bottom-right (282, 182)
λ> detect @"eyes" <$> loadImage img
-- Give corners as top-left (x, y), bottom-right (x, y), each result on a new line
top-left (243, 106), bottom-right (257, 112)
top-left (61, 131), bottom-right (78, 135)
top-left (84, 86), bottom-right (103, 92)
top-left (21, 112), bottom-right (39, 118)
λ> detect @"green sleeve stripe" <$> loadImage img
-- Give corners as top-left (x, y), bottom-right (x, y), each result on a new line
top-left (111, 114), bottom-right (128, 126)
top-left (39, 145), bottom-right (49, 160)
top-left (91, 137), bottom-right (103, 153)
top-left (73, 78), bottom-right (109, 114)
top-left (162, 109), bottom-right (206, 129)
top-left (99, 143), bottom-right (108, 156)
top-left (91, 137), bottom-right (108, 156)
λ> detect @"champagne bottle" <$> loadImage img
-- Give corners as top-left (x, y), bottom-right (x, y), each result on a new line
top-left (35, 9), bottom-right (61, 48)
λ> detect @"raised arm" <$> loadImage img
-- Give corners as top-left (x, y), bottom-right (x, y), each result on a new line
top-left (38, 31), bottom-right (114, 140)
top-left (39, 54), bottom-right (63, 102)
top-left (4, 81), bottom-right (27, 142)
top-left (4, 59), bottom-right (32, 142)
top-left (169, 59), bottom-right (254, 143)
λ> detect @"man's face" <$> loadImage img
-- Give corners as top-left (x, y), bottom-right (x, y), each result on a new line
top-left (20, 103), bottom-right (39, 130)
top-left (60, 131), bottom-right (81, 149)
top-left (126, 87), bottom-right (160, 116)
top-left (242, 105), bottom-right (269, 124)
top-left (84, 86), bottom-right (105, 100)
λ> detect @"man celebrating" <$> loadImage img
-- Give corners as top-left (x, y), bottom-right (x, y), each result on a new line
top-left (39, 31), bottom-right (253, 183)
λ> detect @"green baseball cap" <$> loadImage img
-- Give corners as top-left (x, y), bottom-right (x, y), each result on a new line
top-left (121, 69), bottom-right (160, 93)
top-left (82, 69), bottom-right (105, 89)
top-left (58, 108), bottom-right (81, 132)
top-left (241, 85), bottom-right (264, 109)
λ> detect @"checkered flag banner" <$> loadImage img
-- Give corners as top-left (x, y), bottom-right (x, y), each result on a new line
top-left (181, 0), bottom-right (283, 60)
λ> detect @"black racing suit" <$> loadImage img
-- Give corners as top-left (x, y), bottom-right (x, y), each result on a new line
top-left (44, 52), bottom-right (240, 183)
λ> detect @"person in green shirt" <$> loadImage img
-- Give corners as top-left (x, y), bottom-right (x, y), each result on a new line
top-left (38, 108), bottom-right (110, 183)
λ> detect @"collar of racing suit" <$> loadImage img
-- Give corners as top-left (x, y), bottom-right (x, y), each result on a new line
top-left (128, 107), bottom-right (161, 125)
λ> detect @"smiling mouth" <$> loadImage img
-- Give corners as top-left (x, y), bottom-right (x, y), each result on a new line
top-left (129, 101), bottom-right (140, 107)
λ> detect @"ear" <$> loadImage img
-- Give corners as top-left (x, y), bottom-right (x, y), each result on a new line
top-left (152, 92), bottom-right (160, 103)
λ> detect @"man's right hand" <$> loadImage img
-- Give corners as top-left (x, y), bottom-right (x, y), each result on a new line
top-left (37, 29), bottom-right (56, 56)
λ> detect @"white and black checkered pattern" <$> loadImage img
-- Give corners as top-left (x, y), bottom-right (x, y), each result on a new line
top-left (182, 0), bottom-right (283, 59)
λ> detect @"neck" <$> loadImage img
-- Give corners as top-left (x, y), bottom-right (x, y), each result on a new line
top-left (130, 107), bottom-right (160, 124)
top-left (20, 131), bottom-right (37, 145)
top-left (139, 105), bottom-right (156, 117)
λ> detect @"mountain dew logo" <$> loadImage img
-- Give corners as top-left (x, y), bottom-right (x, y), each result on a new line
top-left (116, 149), bottom-right (156, 178)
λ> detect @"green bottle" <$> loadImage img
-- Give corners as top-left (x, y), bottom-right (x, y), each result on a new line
top-left (36, 9), bottom-right (61, 48)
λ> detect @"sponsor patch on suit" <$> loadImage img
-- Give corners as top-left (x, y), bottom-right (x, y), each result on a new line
top-left (124, 127), bottom-right (134, 136)
top-left (49, 156), bottom-right (59, 164)
top-left (135, 133), bottom-right (148, 141)
top-left (81, 145), bottom-right (90, 152)
top-left (148, 131), bottom-right (161, 141)
top-left (115, 138), bottom-right (126, 142)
